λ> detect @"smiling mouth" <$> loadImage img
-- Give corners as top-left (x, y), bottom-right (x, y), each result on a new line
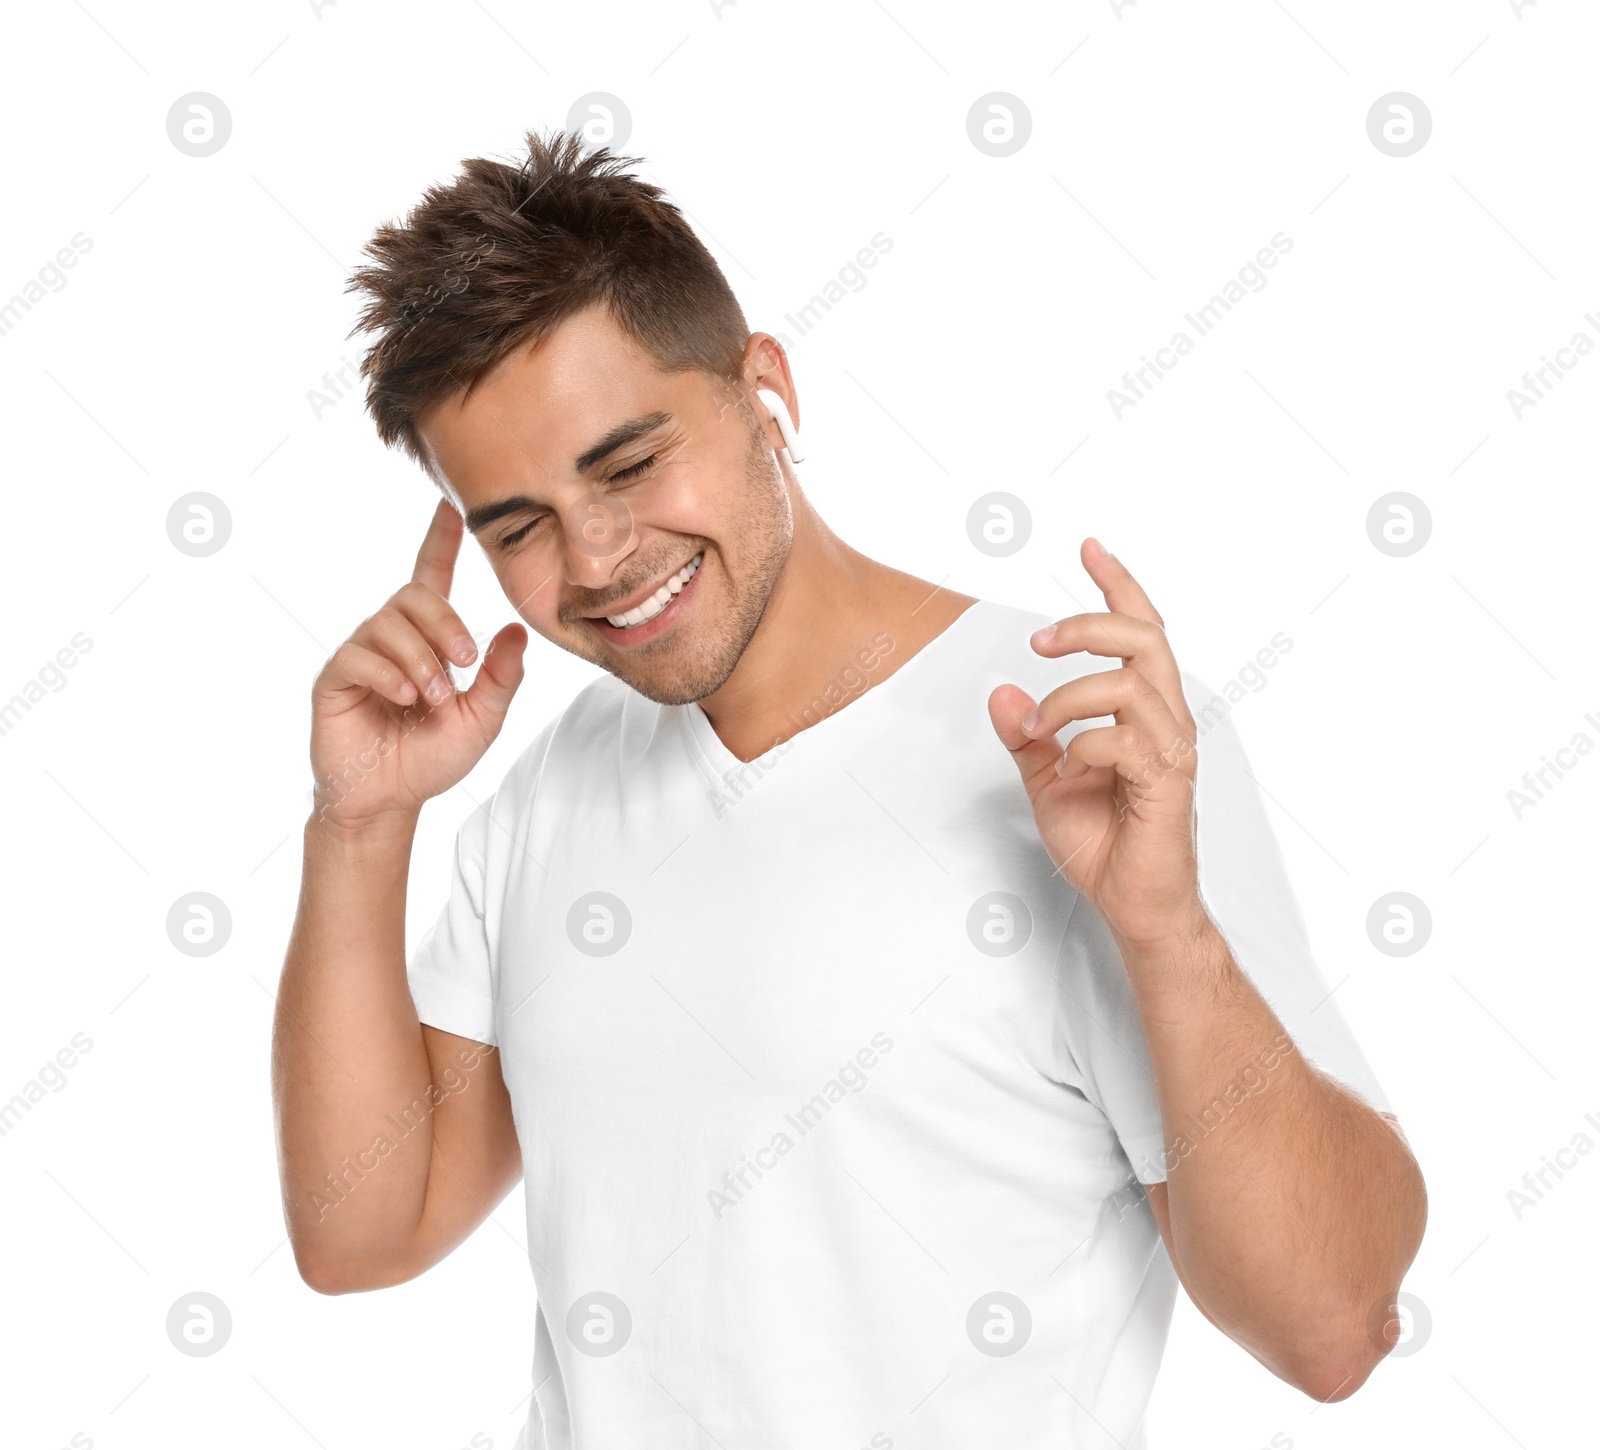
top-left (594, 551), bottom-right (704, 630)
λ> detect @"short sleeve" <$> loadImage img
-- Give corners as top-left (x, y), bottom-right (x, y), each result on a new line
top-left (407, 794), bottom-right (498, 1046)
top-left (1051, 892), bottom-right (1170, 1184)
top-left (1051, 671), bottom-right (1392, 1186)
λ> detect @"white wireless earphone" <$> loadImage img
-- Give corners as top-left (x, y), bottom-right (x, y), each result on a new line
top-left (755, 387), bottom-right (804, 466)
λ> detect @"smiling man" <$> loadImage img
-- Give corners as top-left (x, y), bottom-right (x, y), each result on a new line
top-left (272, 130), bottom-right (1426, 1450)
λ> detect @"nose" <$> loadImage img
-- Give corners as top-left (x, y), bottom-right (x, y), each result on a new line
top-left (560, 491), bottom-right (638, 589)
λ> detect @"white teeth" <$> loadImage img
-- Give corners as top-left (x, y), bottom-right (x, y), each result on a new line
top-left (607, 553), bottom-right (702, 629)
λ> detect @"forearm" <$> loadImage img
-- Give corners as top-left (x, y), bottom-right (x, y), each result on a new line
top-left (1122, 913), bottom-right (1427, 1398)
top-left (272, 809), bottom-right (440, 1291)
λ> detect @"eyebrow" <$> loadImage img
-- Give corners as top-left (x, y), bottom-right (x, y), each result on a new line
top-left (464, 410), bottom-right (674, 536)
top-left (574, 410), bottom-right (672, 476)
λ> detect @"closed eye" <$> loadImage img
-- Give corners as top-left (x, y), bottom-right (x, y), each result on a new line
top-left (608, 453), bottom-right (657, 482)
top-left (497, 454), bottom-right (659, 551)
top-left (497, 516), bottom-right (544, 551)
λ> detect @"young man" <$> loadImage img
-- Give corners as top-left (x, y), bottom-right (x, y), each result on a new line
top-left (273, 131), bottom-right (1426, 1449)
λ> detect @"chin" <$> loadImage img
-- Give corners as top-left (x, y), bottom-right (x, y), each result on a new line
top-left (604, 638), bottom-right (740, 707)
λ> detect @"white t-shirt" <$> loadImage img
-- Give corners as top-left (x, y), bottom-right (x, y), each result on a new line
top-left (406, 597), bottom-right (1388, 1450)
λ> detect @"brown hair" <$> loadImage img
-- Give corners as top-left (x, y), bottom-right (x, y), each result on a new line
top-left (345, 128), bottom-right (751, 483)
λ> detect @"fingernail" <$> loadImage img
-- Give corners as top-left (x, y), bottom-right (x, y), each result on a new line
top-left (1056, 753), bottom-right (1085, 779)
top-left (396, 681), bottom-right (418, 703)
top-left (1021, 707), bottom-right (1040, 733)
top-left (451, 635), bottom-right (478, 664)
top-left (1031, 625), bottom-right (1055, 649)
top-left (424, 674), bottom-right (452, 703)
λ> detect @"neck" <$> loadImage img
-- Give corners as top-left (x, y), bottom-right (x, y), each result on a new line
top-left (697, 483), bottom-right (974, 762)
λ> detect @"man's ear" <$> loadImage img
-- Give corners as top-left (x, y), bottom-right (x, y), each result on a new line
top-left (740, 331), bottom-right (800, 435)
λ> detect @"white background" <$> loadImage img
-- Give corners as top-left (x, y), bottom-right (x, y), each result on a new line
top-left (1, 1), bottom-right (1593, 1447)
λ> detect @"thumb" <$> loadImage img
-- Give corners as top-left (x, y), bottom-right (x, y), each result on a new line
top-left (988, 683), bottom-right (1065, 787)
top-left (462, 621), bottom-right (529, 731)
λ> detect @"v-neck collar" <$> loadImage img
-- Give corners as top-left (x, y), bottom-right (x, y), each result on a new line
top-left (678, 598), bottom-right (990, 788)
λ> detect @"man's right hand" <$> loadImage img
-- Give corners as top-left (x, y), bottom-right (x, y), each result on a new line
top-left (309, 497), bottom-right (529, 830)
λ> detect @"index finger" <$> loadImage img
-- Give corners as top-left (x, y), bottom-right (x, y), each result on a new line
top-left (412, 496), bottom-right (465, 598)
top-left (1082, 537), bottom-right (1164, 630)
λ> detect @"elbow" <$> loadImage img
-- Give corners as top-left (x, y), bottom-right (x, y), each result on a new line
top-left (1203, 1304), bottom-right (1391, 1404)
top-left (1288, 1347), bottom-right (1383, 1404)
top-left (1293, 1134), bottom-right (1430, 1402)
top-left (293, 1248), bottom-right (363, 1296)
top-left (1281, 1292), bottom-right (1413, 1403)
top-left (291, 1241), bottom-right (425, 1296)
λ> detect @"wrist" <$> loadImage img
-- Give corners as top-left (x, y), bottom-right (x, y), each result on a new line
top-left (305, 803), bottom-right (421, 852)
top-left (1110, 898), bottom-right (1219, 971)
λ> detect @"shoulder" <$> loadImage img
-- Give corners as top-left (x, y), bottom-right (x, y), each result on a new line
top-left (473, 671), bottom-right (635, 829)
top-left (940, 597), bottom-right (1056, 680)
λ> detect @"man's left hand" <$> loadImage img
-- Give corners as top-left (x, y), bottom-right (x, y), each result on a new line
top-left (988, 537), bottom-right (1206, 953)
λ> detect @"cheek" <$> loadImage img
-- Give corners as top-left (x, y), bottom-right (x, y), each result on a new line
top-left (653, 438), bottom-right (773, 545)
top-left (498, 555), bottom-right (563, 627)
top-left (645, 464), bottom-right (719, 536)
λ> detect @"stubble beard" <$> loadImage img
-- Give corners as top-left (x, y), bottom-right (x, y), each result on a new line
top-left (585, 419), bottom-right (794, 708)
